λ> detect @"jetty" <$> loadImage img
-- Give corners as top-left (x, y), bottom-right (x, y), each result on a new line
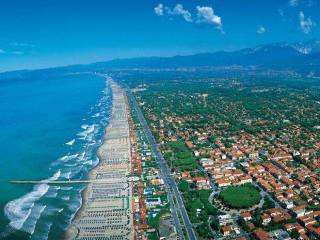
top-left (10, 179), bottom-right (113, 185)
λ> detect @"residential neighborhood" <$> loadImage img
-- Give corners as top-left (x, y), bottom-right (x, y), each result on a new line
top-left (126, 76), bottom-right (320, 240)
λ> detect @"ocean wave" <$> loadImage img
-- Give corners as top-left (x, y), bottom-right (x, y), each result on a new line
top-left (77, 152), bottom-right (86, 162)
top-left (23, 204), bottom-right (46, 234)
top-left (45, 206), bottom-right (64, 216)
top-left (65, 139), bottom-right (75, 146)
top-left (77, 124), bottom-right (96, 140)
top-left (64, 162), bottom-right (78, 167)
top-left (83, 160), bottom-right (93, 165)
top-left (3, 80), bottom-right (112, 238)
top-left (80, 124), bottom-right (89, 130)
top-left (32, 222), bottom-right (52, 240)
top-left (61, 196), bottom-right (70, 201)
top-left (59, 153), bottom-right (79, 162)
top-left (61, 170), bottom-right (72, 179)
top-left (67, 194), bottom-right (82, 223)
top-left (45, 186), bottom-right (60, 198)
top-left (4, 184), bottom-right (49, 231)
top-left (49, 169), bottom-right (61, 181)
top-left (4, 169), bottom-right (61, 233)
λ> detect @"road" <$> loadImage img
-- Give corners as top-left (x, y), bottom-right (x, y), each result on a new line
top-left (127, 90), bottom-right (197, 240)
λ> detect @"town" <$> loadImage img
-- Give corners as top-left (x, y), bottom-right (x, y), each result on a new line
top-left (115, 69), bottom-right (320, 240)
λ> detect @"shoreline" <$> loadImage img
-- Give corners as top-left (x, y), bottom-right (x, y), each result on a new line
top-left (65, 76), bottom-right (113, 233)
top-left (66, 78), bottom-right (133, 239)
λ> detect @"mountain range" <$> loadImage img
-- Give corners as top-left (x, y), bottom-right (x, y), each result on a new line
top-left (94, 39), bottom-right (320, 72)
top-left (1, 39), bottom-right (320, 78)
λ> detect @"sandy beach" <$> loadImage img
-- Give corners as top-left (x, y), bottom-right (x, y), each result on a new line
top-left (66, 78), bottom-right (133, 240)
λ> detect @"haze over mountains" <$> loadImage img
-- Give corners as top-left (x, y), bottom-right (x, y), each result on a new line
top-left (98, 39), bottom-right (320, 73)
top-left (1, 39), bottom-right (320, 78)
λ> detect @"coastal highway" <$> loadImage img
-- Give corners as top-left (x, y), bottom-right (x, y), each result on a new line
top-left (126, 89), bottom-right (197, 240)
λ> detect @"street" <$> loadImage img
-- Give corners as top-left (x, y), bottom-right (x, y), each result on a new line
top-left (127, 90), bottom-right (197, 240)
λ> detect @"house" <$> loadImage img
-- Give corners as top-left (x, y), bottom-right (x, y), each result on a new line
top-left (216, 178), bottom-right (231, 187)
top-left (218, 214), bottom-right (233, 226)
top-left (200, 158), bottom-right (214, 167)
top-left (306, 225), bottom-right (320, 239)
top-left (181, 171), bottom-right (191, 179)
top-left (221, 225), bottom-right (232, 236)
top-left (145, 197), bottom-right (161, 207)
top-left (240, 212), bottom-right (252, 221)
top-left (235, 237), bottom-right (247, 240)
top-left (239, 175), bottom-right (253, 184)
top-left (194, 177), bottom-right (210, 189)
top-left (269, 229), bottom-right (291, 240)
top-left (268, 208), bottom-right (282, 217)
top-left (284, 223), bottom-right (305, 234)
top-left (284, 200), bottom-right (294, 209)
top-left (253, 229), bottom-right (270, 240)
top-left (185, 141), bottom-right (193, 149)
top-left (298, 216), bottom-right (317, 227)
top-left (247, 222), bottom-right (256, 231)
top-left (261, 214), bottom-right (271, 225)
top-left (292, 205), bottom-right (306, 217)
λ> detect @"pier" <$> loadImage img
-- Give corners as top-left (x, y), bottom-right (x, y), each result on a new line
top-left (10, 179), bottom-right (113, 185)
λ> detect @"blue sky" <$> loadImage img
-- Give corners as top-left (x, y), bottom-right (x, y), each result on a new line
top-left (0, 0), bottom-right (319, 72)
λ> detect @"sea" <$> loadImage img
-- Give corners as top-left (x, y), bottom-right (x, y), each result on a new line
top-left (0, 72), bottom-right (112, 239)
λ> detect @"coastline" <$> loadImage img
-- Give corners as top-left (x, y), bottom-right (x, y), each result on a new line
top-left (66, 78), bottom-right (133, 240)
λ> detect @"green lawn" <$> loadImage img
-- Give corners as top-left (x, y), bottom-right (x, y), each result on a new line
top-left (165, 141), bottom-right (198, 171)
top-left (219, 184), bottom-right (261, 209)
top-left (179, 181), bottom-right (218, 223)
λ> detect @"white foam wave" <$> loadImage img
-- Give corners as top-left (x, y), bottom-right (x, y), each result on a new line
top-left (49, 170), bottom-right (61, 181)
top-left (23, 204), bottom-right (46, 234)
top-left (45, 186), bottom-right (60, 198)
top-left (65, 139), bottom-right (75, 146)
top-left (4, 185), bottom-right (49, 231)
top-left (68, 195), bottom-right (82, 222)
top-left (3, 81), bottom-right (112, 237)
top-left (61, 196), bottom-right (70, 201)
top-left (80, 124), bottom-right (89, 129)
top-left (4, 170), bottom-right (61, 233)
top-left (61, 170), bottom-right (72, 179)
top-left (77, 124), bottom-right (96, 140)
top-left (77, 152), bottom-right (86, 162)
top-left (59, 153), bottom-right (78, 162)
top-left (64, 162), bottom-right (78, 167)
top-left (83, 160), bottom-right (93, 165)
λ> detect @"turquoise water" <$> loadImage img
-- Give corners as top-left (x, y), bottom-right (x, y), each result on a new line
top-left (0, 73), bottom-right (111, 239)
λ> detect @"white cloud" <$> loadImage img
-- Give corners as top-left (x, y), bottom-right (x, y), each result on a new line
top-left (170, 4), bottom-right (192, 22)
top-left (154, 3), bottom-right (192, 22)
top-left (154, 3), bottom-right (164, 16)
top-left (257, 26), bottom-right (266, 34)
top-left (196, 6), bottom-right (222, 30)
top-left (154, 3), bottom-right (223, 33)
top-left (289, 0), bottom-right (299, 7)
top-left (299, 11), bottom-right (315, 34)
top-left (0, 49), bottom-right (5, 53)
